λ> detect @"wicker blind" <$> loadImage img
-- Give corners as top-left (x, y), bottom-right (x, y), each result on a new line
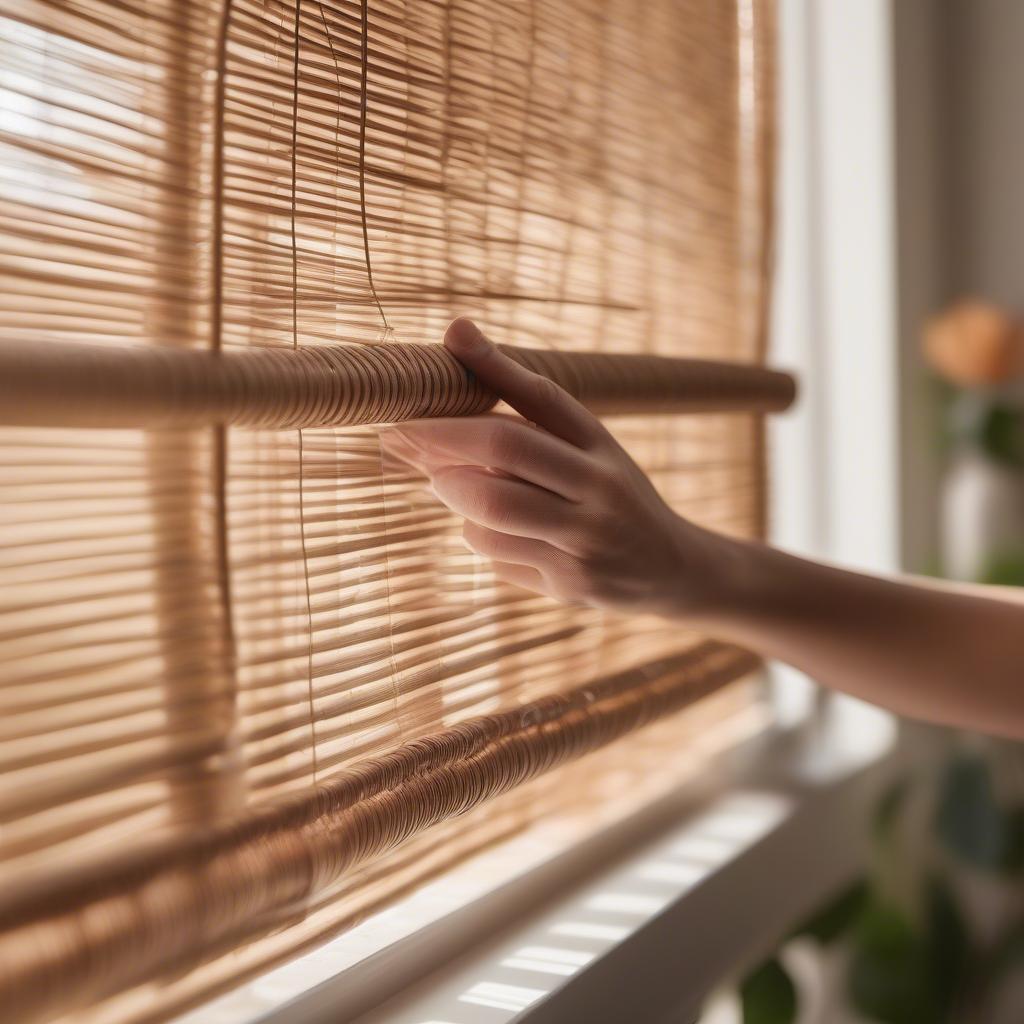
top-left (0, 1), bottom-right (780, 1021)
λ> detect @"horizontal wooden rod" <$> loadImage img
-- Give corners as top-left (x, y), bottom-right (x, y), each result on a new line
top-left (0, 643), bottom-right (757, 1023)
top-left (0, 339), bottom-right (796, 429)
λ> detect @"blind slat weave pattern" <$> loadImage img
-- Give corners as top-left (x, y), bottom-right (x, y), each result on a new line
top-left (0, 339), bottom-right (794, 428)
top-left (0, 0), bottom-right (776, 1021)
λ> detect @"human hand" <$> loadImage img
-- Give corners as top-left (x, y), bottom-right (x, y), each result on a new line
top-left (380, 319), bottom-right (728, 619)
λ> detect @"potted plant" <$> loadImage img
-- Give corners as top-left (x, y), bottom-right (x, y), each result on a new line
top-left (924, 299), bottom-right (1024, 584)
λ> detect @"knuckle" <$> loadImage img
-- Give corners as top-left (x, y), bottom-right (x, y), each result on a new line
top-left (488, 421), bottom-right (522, 467)
top-left (586, 508), bottom-right (616, 539)
top-left (476, 489), bottom-right (508, 529)
top-left (599, 468), bottom-right (624, 498)
top-left (583, 458), bottom-right (619, 498)
top-left (532, 374), bottom-right (562, 407)
top-left (565, 507), bottom-right (610, 557)
top-left (565, 522), bottom-right (603, 561)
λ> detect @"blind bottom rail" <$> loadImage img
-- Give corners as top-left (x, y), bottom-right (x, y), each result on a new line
top-left (0, 641), bottom-right (759, 1024)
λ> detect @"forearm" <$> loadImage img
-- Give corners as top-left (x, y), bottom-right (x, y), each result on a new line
top-left (396, 320), bottom-right (1024, 741)
top-left (688, 529), bottom-right (1024, 739)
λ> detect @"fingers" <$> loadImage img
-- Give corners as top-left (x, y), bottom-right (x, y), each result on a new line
top-left (380, 428), bottom-right (453, 478)
top-left (382, 414), bottom-right (593, 501)
top-left (444, 317), bottom-right (610, 450)
top-left (489, 560), bottom-right (549, 596)
top-left (462, 520), bottom-right (562, 570)
top-left (431, 465), bottom-right (573, 544)
top-left (462, 523), bottom-right (585, 604)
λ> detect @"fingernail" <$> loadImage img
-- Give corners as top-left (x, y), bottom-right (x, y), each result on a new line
top-left (445, 317), bottom-right (487, 354)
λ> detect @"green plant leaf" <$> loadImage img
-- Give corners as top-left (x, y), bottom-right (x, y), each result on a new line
top-left (954, 399), bottom-right (1024, 467)
top-left (848, 881), bottom-right (971, 1024)
top-left (935, 753), bottom-right (1024, 875)
top-left (741, 958), bottom-right (797, 1024)
top-left (923, 874), bottom-right (971, 1014)
top-left (978, 404), bottom-right (1024, 467)
top-left (848, 903), bottom-right (934, 1023)
top-left (1005, 808), bottom-right (1024, 873)
top-left (793, 878), bottom-right (869, 945)
top-left (983, 920), bottom-right (1024, 1006)
top-left (980, 549), bottom-right (1024, 588)
top-left (872, 778), bottom-right (910, 845)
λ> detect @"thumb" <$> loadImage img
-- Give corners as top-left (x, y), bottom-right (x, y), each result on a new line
top-left (443, 318), bottom-right (604, 449)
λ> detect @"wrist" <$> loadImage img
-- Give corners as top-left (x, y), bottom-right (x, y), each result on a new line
top-left (663, 518), bottom-right (761, 627)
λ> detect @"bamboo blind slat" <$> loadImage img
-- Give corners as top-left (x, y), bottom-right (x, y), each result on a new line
top-left (0, 339), bottom-right (795, 427)
top-left (0, 0), bottom-right (777, 1022)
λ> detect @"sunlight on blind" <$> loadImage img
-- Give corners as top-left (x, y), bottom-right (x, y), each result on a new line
top-left (0, 1), bottom-right (776, 1021)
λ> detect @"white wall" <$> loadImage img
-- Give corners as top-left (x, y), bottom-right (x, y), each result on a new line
top-left (769, 0), bottom-right (901, 574)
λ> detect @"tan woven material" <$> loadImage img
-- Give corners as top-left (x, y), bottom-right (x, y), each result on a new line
top-left (2, 643), bottom-right (758, 1024)
top-left (0, 0), bottom-right (777, 1021)
top-left (0, 339), bottom-right (794, 427)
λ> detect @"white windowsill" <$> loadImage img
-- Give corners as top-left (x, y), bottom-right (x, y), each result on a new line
top-left (178, 683), bottom-right (896, 1024)
top-left (349, 693), bottom-right (896, 1024)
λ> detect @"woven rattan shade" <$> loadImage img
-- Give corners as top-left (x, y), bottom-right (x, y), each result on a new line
top-left (0, 1), bottom-right (777, 1021)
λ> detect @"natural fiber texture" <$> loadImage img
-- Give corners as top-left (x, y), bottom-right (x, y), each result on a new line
top-left (1, 643), bottom-right (757, 1024)
top-left (0, 339), bottom-right (794, 428)
top-left (0, 0), bottom-right (776, 1021)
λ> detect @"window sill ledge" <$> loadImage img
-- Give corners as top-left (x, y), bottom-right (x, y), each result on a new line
top-left (201, 687), bottom-right (897, 1024)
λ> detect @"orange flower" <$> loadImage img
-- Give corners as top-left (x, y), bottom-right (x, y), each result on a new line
top-left (923, 299), bottom-right (1024, 387)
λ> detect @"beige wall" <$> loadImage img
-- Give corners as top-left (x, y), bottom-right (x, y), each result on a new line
top-left (892, 0), bottom-right (1024, 572)
top-left (940, 0), bottom-right (1024, 305)
top-left (893, 0), bottom-right (947, 572)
